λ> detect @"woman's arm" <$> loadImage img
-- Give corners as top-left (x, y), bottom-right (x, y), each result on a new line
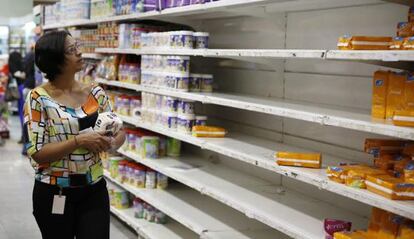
top-left (32, 132), bottom-right (112, 164)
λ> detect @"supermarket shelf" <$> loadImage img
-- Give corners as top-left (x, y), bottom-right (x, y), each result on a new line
top-left (117, 149), bottom-right (368, 239)
top-left (96, 78), bottom-right (414, 140)
top-left (118, 115), bottom-right (414, 221)
top-left (82, 53), bottom-right (104, 60)
top-left (43, 0), bottom-right (383, 30)
top-left (104, 171), bottom-right (286, 239)
top-left (110, 206), bottom-right (198, 239)
top-left (95, 48), bottom-right (414, 63)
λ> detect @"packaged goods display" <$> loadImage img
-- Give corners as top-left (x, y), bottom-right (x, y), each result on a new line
top-left (275, 152), bottom-right (322, 169)
top-left (324, 219), bottom-right (352, 239)
top-left (44, 0), bottom-right (90, 25)
top-left (337, 35), bottom-right (392, 50)
top-left (334, 208), bottom-right (414, 239)
top-left (96, 55), bottom-right (120, 81)
top-left (141, 31), bottom-right (209, 49)
top-left (191, 125), bottom-right (226, 138)
top-left (371, 71), bottom-right (414, 126)
top-left (97, 22), bottom-right (119, 48)
top-left (328, 139), bottom-right (414, 200)
top-left (118, 55), bottom-right (141, 84)
top-left (107, 182), bottom-right (168, 224)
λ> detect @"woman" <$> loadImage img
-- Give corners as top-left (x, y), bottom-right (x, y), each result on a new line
top-left (24, 30), bottom-right (126, 239)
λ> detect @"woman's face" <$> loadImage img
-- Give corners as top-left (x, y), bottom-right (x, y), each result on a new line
top-left (63, 36), bottom-right (83, 73)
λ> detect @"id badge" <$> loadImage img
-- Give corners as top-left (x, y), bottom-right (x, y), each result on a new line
top-left (52, 190), bottom-right (66, 215)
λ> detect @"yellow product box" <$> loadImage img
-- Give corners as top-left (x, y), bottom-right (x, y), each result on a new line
top-left (375, 155), bottom-right (398, 171)
top-left (327, 165), bottom-right (366, 184)
top-left (369, 208), bottom-right (387, 235)
top-left (404, 73), bottom-right (414, 110)
top-left (397, 223), bottom-right (414, 239)
top-left (364, 138), bottom-right (406, 156)
top-left (371, 71), bottom-right (390, 119)
top-left (377, 212), bottom-right (405, 239)
top-left (275, 152), bottom-right (321, 169)
top-left (386, 72), bottom-right (407, 120)
top-left (390, 37), bottom-right (405, 50)
top-left (333, 231), bottom-right (370, 239)
top-left (402, 37), bottom-right (414, 50)
top-left (366, 174), bottom-right (414, 200)
top-left (397, 22), bottom-right (414, 37)
top-left (191, 126), bottom-right (226, 138)
top-left (345, 166), bottom-right (387, 189)
top-left (337, 35), bottom-right (392, 50)
top-left (393, 110), bottom-right (414, 127)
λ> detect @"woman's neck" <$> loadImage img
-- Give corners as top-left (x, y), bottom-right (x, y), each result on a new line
top-left (51, 73), bottom-right (76, 91)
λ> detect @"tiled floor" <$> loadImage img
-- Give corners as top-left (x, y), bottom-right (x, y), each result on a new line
top-left (0, 115), bottom-right (137, 239)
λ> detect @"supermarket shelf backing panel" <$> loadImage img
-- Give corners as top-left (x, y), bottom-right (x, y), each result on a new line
top-left (118, 115), bottom-right (414, 221)
top-left (96, 78), bottom-right (414, 140)
top-left (118, 149), bottom-right (368, 239)
top-left (104, 171), bottom-right (284, 239)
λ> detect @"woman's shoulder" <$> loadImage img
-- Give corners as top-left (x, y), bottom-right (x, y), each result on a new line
top-left (29, 84), bottom-right (50, 99)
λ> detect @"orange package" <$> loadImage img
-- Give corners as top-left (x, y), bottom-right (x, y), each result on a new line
top-left (397, 22), bottom-right (414, 38)
top-left (393, 111), bottom-right (414, 127)
top-left (402, 37), bottom-right (414, 50)
top-left (327, 165), bottom-right (365, 184)
top-left (365, 138), bottom-right (407, 155)
top-left (403, 144), bottom-right (414, 156)
top-left (337, 35), bottom-right (392, 50)
top-left (346, 166), bottom-right (387, 189)
top-left (368, 208), bottom-right (387, 235)
top-left (371, 71), bottom-right (390, 119)
top-left (397, 222), bottom-right (414, 239)
top-left (366, 174), bottom-right (414, 200)
top-left (375, 154), bottom-right (398, 170)
top-left (386, 72), bottom-right (407, 120)
top-left (377, 212), bottom-right (405, 239)
top-left (390, 37), bottom-right (405, 50)
top-left (275, 152), bottom-right (321, 169)
top-left (393, 156), bottom-right (412, 176)
top-left (333, 231), bottom-right (370, 239)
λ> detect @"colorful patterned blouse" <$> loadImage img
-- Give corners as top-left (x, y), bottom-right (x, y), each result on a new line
top-left (24, 85), bottom-right (112, 187)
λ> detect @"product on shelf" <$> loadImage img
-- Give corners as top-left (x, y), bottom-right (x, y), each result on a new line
top-left (177, 114), bottom-right (195, 134)
top-left (109, 156), bottom-right (124, 179)
top-left (96, 55), bottom-right (120, 80)
top-left (366, 174), bottom-right (414, 200)
top-left (397, 22), bottom-right (414, 38)
top-left (111, 186), bottom-right (130, 209)
top-left (133, 197), bottom-right (145, 218)
top-left (118, 55), bottom-right (141, 84)
top-left (45, 0), bottom-right (90, 25)
top-left (390, 37), bottom-right (405, 50)
top-left (345, 166), bottom-right (387, 189)
top-left (191, 125), bottom-right (226, 138)
top-left (98, 22), bottom-right (119, 48)
top-left (193, 32), bottom-right (209, 49)
top-left (156, 172), bottom-right (169, 189)
top-left (132, 197), bottom-right (169, 224)
top-left (324, 219), bottom-right (352, 239)
top-left (331, 208), bottom-right (414, 239)
top-left (405, 162), bottom-right (414, 183)
top-left (167, 138), bottom-right (181, 157)
top-left (371, 70), bottom-right (389, 119)
top-left (142, 55), bottom-right (190, 74)
top-left (337, 35), bottom-right (392, 50)
top-left (145, 169), bottom-right (157, 189)
top-left (402, 37), bottom-right (414, 50)
top-left (326, 164), bottom-right (364, 184)
top-left (91, 0), bottom-right (114, 19)
top-left (200, 74), bottom-right (214, 92)
top-left (195, 115), bottom-right (207, 126)
top-left (386, 72), bottom-right (407, 120)
top-left (364, 138), bottom-right (407, 156)
top-left (140, 136), bottom-right (159, 159)
top-left (275, 152), bottom-right (322, 169)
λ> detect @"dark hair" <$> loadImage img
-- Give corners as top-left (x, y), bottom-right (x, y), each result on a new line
top-left (8, 51), bottom-right (23, 76)
top-left (35, 30), bottom-right (71, 81)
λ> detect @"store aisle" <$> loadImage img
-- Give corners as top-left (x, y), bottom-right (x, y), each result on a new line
top-left (0, 116), bottom-right (137, 239)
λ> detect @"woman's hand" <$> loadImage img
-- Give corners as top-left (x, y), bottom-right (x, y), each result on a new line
top-left (76, 132), bottom-right (111, 153)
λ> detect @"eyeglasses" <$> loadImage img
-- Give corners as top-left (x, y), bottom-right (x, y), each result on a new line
top-left (65, 41), bottom-right (81, 55)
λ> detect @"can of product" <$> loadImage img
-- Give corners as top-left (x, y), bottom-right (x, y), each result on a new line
top-left (167, 138), bottom-right (182, 157)
top-left (141, 136), bottom-right (160, 159)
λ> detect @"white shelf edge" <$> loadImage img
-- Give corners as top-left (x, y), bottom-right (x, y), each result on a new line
top-left (96, 78), bottom-right (414, 140)
top-left (117, 115), bottom-right (414, 221)
top-left (95, 48), bottom-right (414, 62)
